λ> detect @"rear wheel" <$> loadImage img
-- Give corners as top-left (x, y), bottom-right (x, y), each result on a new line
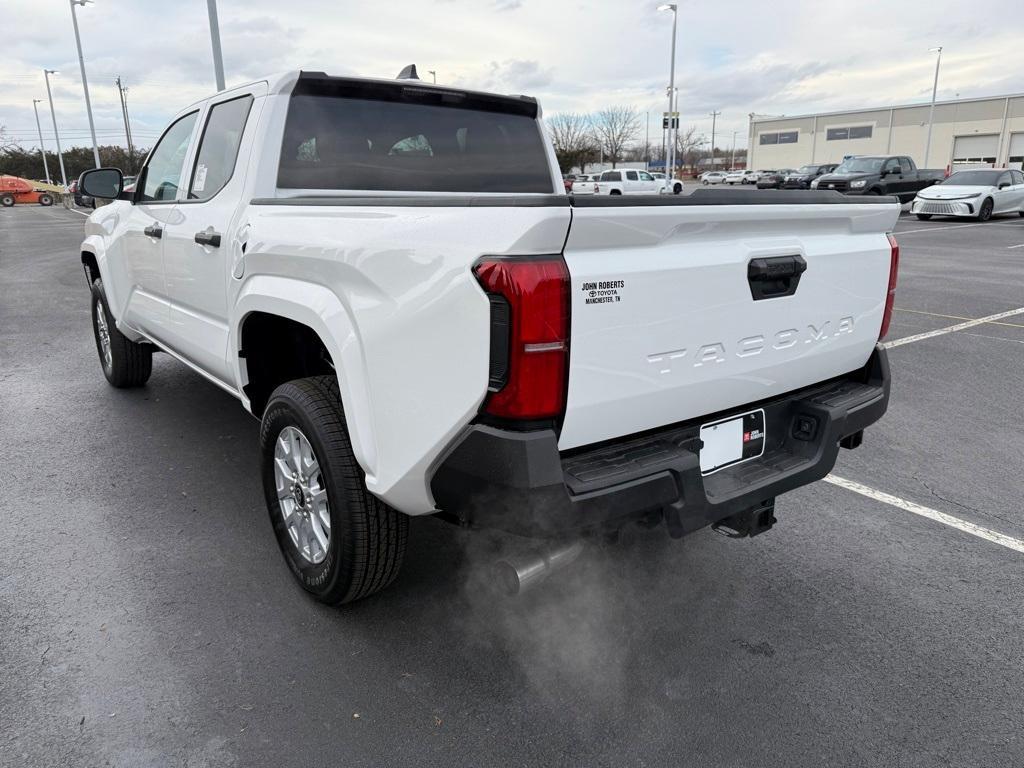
top-left (38, 193), bottom-right (53, 206)
top-left (673, 182), bottom-right (682, 195)
top-left (977, 198), bottom-right (994, 222)
top-left (90, 279), bottom-right (152, 387)
top-left (1, 194), bottom-right (14, 207)
top-left (609, 189), bottom-right (622, 195)
top-left (915, 213), bottom-right (933, 221)
top-left (260, 376), bottom-right (408, 605)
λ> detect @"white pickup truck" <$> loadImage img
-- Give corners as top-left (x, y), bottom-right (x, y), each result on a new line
top-left (78, 70), bottom-right (899, 604)
top-left (593, 168), bottom-right (667, 195)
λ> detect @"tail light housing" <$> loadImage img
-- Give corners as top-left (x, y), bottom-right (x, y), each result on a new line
top-left (879, 233), bottom-right (899, 340)
top-left (473, 257), bottom-right (570, 420)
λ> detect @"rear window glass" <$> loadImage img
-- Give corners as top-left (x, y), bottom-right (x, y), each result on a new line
top-left (278, 90), bottom-right (553, 193)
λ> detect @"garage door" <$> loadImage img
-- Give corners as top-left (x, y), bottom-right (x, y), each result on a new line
top-left (1009, 133), bottom-right (1024, 171)
top-left (952, 135), bottom-right (999, 169)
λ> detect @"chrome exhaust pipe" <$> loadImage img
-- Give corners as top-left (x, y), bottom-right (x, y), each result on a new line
top-left (495, 540), bottom-right (585, 596)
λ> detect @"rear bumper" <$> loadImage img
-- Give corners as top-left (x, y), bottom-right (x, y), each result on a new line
top-left (431, 347), bottom-right (890, 537)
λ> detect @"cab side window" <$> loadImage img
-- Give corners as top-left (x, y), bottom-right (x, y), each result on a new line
top-left (996, 172), bottom-right (1012, 188)
top-left (899, 157), bottom-right (913, 174)
top-left (639, 172), bottom-right (654, 181)
top-left (141, 112), bottom-right (199, 202)
top-left (1012, 170), bottom-right (1024, 185)
top-left (626, 171), bottom-right (639, 181)
top-left (188, 96), bottom-right (254, 201)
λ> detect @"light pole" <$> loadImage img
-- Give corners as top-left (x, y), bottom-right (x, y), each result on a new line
top-left (709, 110), bottom-right (721, 171)
top-left (428, 70), bottom-right (436, 84)
top-left (924, 46), bottom-right (943, 167)
top-left (69, 0), bottom-right (101, 168)
top-left (43, 70), bottom-right (68, 187)
top-left (730, 130), bottom-right (737, 169)
top-left (645, 111), bottom-right (650, 168)
top-left (658, 3), bottom-right (678, 182)
top-left (207, 0), bottom-right (226, 91)
top-left (32, 100), bottom-right (52, 184)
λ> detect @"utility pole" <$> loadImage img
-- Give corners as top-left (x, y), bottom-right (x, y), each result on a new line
top-left (924, 46), bottom-right (943, 167)
top-left (709, 110), bottom-right (721, 171)
top-left (116, 77), bottom-right (135, 172)
top-left (69, 0), bottom-right (101, 168)
top-left (428, 70), bottom-right (436, 84)
top-left (32, 100), bottom-right (52, 183)
top-left (207, 0), bottom-right (226, 91)
top-left (645, 111), bottom-right (650, 168)
top-left (730, 130), bottom-right (737, 169)
top-left (659, 4), bottom-right (679, 182)
top-left (44, 69), bottom-right (68, 187)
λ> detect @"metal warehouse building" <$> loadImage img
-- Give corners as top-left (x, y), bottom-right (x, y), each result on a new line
top-left (747, 93), bottom-right (1024, 172)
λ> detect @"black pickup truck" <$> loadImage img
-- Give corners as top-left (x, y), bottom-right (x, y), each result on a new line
top-left (813, 155), bottom-right (945, 202)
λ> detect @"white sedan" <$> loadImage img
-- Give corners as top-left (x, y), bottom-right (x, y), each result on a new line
top-left (911, 168), bottom-right (1024, 221)
top-left (700, 171), bottom-right (728, 185)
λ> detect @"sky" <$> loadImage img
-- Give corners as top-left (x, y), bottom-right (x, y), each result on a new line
top-left (2, 0), bottom-right (1021, 155)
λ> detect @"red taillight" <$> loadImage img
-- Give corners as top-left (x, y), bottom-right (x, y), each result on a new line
top-left (879, 233), bottom-right (900, 340)
top-left (473, 257), bottom-right (570, 420)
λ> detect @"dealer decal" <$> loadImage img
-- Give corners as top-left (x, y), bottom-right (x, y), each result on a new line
top-left (582, 279), bottom-right (625, 305)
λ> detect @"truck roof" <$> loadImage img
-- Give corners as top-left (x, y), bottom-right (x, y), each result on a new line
top-left (180, 70), bottom-right (537, 111)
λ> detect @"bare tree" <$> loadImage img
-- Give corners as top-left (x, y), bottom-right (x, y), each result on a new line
top-left (0, 126), bottom-right (20, 153)
top-left (546, 112), bottom-right (597, 173)
top-left (673, 125), bottom-right (701, 171)
top-left (592, 106), bottom-right (641, 168)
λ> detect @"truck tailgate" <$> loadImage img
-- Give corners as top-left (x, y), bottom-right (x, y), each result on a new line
top-left (558, 196), bottom-right (899, 450)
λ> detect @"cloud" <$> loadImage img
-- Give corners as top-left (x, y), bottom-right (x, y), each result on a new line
top-left (1, 0), bottom-right (1023, 152)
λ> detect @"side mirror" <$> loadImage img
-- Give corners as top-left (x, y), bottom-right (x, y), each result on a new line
top-left (79, 167), bottom-right (123, 200)
top-left (998, 183), bottom-right (1010, 190)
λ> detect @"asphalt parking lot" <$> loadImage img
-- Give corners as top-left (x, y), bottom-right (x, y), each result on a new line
top-left (2, 201), bottom-right (1023, 767)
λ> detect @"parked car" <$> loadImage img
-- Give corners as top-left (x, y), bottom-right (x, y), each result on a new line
top-left (562, 174), bottom-right (576, 193)
top-left (782, 164), bottom-right (838, 189)
top-left (700, 171), bottom-right (728, 185)
top-left (594, 168), bottom-right (666, 195)
top-left (77, 69), bottom-right (899, 604)
top-left (724, 170), bottom-right (747, 185)
top-left (652, 172), bottom-right (684, 194)
top-left (812, 155), bottom-right (944, 202)
top-left (0, 175), bottom-right (55, 207)
top-left (756, 169), bottom-right (794, 189)
top-left (910, 168), bottom-right (1024, 221)
top-left (568, 173), bottom-right (599, 195)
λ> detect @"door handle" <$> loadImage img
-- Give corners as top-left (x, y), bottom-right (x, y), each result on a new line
top-left (194, 230), bottom-right (222, 248)
top-left (747, 255), bottom-right (807, 300)
top-left (143, 224), bottom-right (163, 239)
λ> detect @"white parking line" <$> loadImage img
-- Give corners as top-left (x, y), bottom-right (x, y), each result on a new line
top-left (825, 475), bottom-right (1024, 554)
top-left (882, 306), bottom-right (1024, 348)
top-left (1008, 243), bottom-right (1024, 249)
top-left (895, 220), bottom-right (1024, 235)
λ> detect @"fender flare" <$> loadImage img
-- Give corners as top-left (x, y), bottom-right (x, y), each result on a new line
top-left (232, 276), bottom-right (379, 481)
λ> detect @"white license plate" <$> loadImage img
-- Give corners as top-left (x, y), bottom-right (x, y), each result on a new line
top-left (699, 409), bottom-right (766, 475)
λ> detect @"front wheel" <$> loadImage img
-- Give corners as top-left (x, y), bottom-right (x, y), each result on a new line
top-left (916, 213), bottom-right (933, 221)
top-left (90, 279), bottom-right (152, 387)
top-left (609, 189), bottom-right (622, 195)
top-left (977, 198), bottom-right (994, 222)
top-left (702, 180), bottom-right (709, 186)
top-left (38, 193), bottom-right (53, 206)
top-left (260, 376), bottom-right (408, 605)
